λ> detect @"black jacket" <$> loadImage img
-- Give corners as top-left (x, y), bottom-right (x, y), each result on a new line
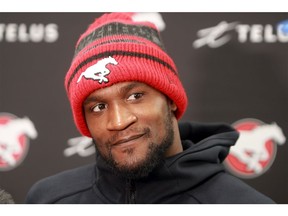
top-left (25, 121), bottom-right (275, 204)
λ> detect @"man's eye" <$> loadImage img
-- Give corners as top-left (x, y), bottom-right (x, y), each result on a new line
top-left (127, 93), bottom-right (143, 101)
top-left (91, 103), bottom-right (107, 112)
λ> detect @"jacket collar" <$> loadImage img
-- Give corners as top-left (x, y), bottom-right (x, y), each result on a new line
top-left (93, 121), bottom-right (239, 203)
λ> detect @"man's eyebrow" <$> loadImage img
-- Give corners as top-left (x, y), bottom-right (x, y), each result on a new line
top-left (118, 82), bottom-right (142, 95)
top-left (83, 82), bottom-right (143, 105)
top-left (83, 95), bottom-right (102, 105)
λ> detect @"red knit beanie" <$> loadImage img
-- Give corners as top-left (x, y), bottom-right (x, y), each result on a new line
top-left (65, 12), bottom-right (188, 137)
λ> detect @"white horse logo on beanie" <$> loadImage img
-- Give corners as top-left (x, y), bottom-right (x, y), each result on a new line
top-left (77, 56), bottom-right (118, 84)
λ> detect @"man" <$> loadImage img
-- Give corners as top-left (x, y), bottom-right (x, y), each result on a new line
top-left (25, 12), bottom-right (275, 204)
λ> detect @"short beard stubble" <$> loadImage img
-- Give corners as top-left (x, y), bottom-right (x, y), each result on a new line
top-left (93, 108), bottom-right (175, 180)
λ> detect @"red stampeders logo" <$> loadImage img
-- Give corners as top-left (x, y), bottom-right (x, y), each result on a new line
top-left (224, 118), bottom-right (286, 179)
top-left (0, 113), bottom-right (38, 171)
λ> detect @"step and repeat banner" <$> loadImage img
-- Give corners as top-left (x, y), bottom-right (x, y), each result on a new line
top-left (0, 13), bottom-right (287, 204)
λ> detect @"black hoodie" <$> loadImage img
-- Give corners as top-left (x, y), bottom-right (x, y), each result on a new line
top-left (25, 121), bottom-right (275, 204)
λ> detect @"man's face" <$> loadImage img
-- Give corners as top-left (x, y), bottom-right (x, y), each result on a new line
top-left (83, 81), bottom-right (179, 179)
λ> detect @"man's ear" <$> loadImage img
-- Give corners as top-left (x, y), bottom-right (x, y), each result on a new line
top-left (169, 100), bottom-right (177, 112)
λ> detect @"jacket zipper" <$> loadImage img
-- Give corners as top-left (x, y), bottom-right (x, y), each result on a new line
top-left (126, 179), bottom-right (136, 204)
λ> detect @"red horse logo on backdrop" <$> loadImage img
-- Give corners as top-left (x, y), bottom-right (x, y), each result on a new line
top-left (0, 114), bottom-right (38, 171)
top-left (225, 119), bottom-right (286, 178)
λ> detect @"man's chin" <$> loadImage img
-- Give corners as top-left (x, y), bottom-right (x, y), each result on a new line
top-left (114, 167), bottom-right (147, 180)
top-left (112, 157), bottom-right (153, 179)
top-left (98, 150), bottom-right (167, 180)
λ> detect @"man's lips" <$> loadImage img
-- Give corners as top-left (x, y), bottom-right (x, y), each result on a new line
top-left (112, 133), bottom-right (146, 146)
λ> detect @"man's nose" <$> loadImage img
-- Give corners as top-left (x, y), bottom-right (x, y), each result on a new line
top-left (106, 103), bottom-right (137, 131)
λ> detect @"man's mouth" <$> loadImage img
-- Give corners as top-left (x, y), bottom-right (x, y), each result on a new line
top-left (112, 133), bottom-right (146, 146)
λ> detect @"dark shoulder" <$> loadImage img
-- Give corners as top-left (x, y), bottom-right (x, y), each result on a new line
top-left (25, 163), bottom-right (95, 204)
top-left (191, 172), bottom-right (275, 204)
